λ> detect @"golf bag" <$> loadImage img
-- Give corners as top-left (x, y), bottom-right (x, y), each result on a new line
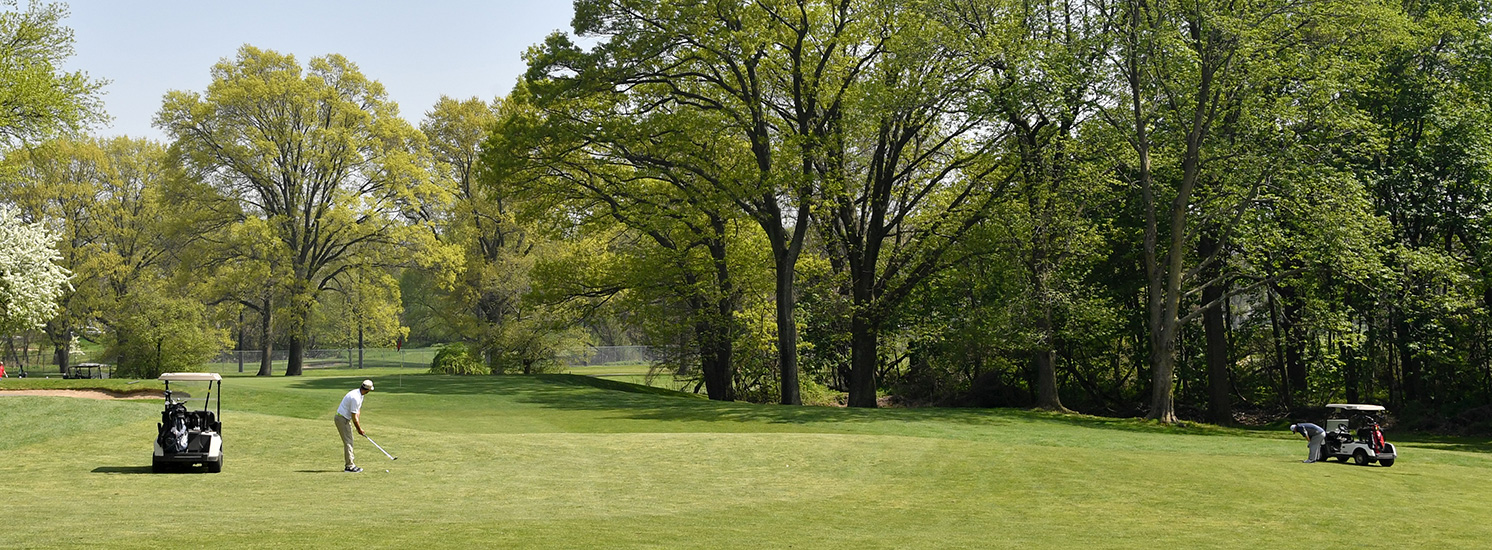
top-left (158, 400), bottom-right (189, 453)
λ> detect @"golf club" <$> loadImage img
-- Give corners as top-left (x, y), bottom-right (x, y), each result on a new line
top-left (364, 434), bottom-right (397, 460)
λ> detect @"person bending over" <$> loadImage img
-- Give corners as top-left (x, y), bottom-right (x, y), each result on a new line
top-left (1290, 422), bottom-right (1326, 463)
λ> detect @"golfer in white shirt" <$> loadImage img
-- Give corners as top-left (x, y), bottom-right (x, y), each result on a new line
top-left (335, 380), bottom-right (374, 473)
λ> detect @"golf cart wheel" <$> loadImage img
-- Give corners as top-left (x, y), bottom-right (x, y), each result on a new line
top-left (207, 457), bottom-right (223, 473)
top-left (1379, 459), bottom-right (1394, 467)
top-left (152, 460), bottom-right (166, 474)
top-left (1353, 449), bottom-right (1369, 465)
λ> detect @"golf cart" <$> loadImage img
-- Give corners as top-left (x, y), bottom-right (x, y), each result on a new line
top-left (152, 373), bottom-right (223, 473)
top-left (1321, 403), bottom-right (1397, 467)
top-left (64, 363), bottom-right (111, 379)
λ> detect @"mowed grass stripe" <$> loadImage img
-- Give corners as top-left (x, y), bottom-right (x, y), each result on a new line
top-left (4, 376), bottom-right (1492, 548)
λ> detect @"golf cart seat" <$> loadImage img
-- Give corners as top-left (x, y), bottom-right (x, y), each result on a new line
top-left (190, 410), bottom-right (220, 433)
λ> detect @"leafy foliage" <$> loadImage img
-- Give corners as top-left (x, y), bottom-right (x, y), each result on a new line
top-left (428, 343), bottom-right (488, 375)
top-left (157, 46), bottom-right (431, 375)
top-left (0, 1), bottom-right (105, 149)
top-left (0, 205), bottom-right (68, 333)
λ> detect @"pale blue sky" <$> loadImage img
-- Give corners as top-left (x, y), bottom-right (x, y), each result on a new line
top-left (62, 1), bottom-right (576, 140)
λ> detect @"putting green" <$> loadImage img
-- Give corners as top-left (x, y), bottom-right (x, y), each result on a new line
top-left (2, 372), bottom-right (1490, 548)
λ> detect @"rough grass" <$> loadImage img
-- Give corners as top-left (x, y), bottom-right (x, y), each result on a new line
top-left (0, 378), bottom-right (165, 393)
top-left (3, 370), bottom-right (1491, 548)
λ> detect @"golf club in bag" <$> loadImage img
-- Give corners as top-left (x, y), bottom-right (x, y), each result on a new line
top-left (364, 434), bottom-right (397, 460)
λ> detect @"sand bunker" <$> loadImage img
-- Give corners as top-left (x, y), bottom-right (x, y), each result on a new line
top-left (0, 389), bottom-right (164, 400)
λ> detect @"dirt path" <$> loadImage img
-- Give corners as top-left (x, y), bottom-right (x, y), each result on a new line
top-left (0, 389), bottom-right (164, 400)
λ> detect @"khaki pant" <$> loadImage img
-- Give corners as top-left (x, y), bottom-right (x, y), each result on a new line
top-left (335, 414), bottom-right (356, 468)
top-left (1307, 432), bottom-right (1325, 462)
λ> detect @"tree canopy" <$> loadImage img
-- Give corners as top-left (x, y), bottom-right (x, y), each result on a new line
top-left (8, 0), bottom-right (1492, 431)
top-left (0, 0), bottom-right (104, 149)
top-left (156, 45), bottom-right (435, 375)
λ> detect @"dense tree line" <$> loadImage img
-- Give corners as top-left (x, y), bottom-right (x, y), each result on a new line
top-left (505, 0), bottom-right (1492, 428)
top-left (4, 0), bottom-right (1492, 430)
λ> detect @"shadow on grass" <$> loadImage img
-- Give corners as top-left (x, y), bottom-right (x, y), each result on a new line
top-left (281, 374), bottom-right (1492, 451)
top-left (282, 374), bottom-right (1176, 432)
top-left (1387, 434), bottom-right (1492, 454)
top-left (294, 469), bottom-right (345, 474)
top-left (91, 466), bottom-right (153, 474)
top-left (286, 374), bottom-right (1000, 427)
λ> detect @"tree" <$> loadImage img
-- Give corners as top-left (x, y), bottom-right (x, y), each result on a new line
top-left (0, 204), bottom-right (68, 334)
top-left (1, 137), bottom-right (183, 373)
top-left (1102, 0), bottom-right (1386, 422)
top-left (109, 277), bottom-right (227, 379)
top-left (935, 0), bottom-right (1115, 413)
top-left (528, 0), bottom-right (881, 404)
top-left (157, 46), bottom-right (436, 375)
top-left (1345, 0), bottom-right (1492, 410)
top-left (0, 1), bottom-right (105, 149)
top-left (311, 263), bottom-right (406, 368)
top-left (493, 80), bottom-right (764, 399)
top-left (421, 95), bottom-right (584, 374)
top-left (177, 216), bottom-right (292, 376)
top-left (1, 137), bottom-right (95, 373)
top-left (817, 2), bottom-right (1012, 407)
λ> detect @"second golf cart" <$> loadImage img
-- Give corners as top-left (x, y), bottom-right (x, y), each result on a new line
top-left (1321, 403), bottom-right (1397, 467)
top-left (152, 372), bottom-right (224, 473)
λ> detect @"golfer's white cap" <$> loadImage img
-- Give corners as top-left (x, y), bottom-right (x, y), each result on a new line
top-left (1289, 424), bottom-right (1298, 432)
top-left (361, 379), bottom-right (375, 391)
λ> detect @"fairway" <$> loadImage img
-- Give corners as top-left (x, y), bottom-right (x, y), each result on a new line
top-left (3, 372), bottom-right (1491, 549)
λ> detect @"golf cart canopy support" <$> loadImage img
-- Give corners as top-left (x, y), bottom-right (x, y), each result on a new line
top-left (159, 373), bottom-right (222, 382)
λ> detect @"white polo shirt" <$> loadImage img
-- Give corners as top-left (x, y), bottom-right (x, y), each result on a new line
top-left (337, 388), bottom-right (365, 419)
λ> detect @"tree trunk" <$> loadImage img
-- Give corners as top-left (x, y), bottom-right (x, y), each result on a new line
top-left (257, 302), bottom-right (273, 376)
top-left (774, 252), bottom-right (801, 405)
top-left (286, 331), bottom-right (304, 376)
top-left (1033, 279), bottom-right (1067, 412)
top-left (1395, 312), bottom-right (1420, 403)
top-left (1343, 340), bottom-right (1359, 404)
top-left (1200, 235), bottom-right (1231, 424)
top-left (1033, 268), bottom-right (1067, 411)
top-left (1280, 286), bottom-right (1307, 403)
top-left (847, 312), bottom-right (879, 408)
top-left (1267, 289), bottom-right (1290, 408)
top-left (4, 335), bottom-right (17, 369)
top-left (358, 325), bottom-right (364, 369)
top-left (1148, 337), bottom-right (1179, 423)
top-left (237, 309), bottom-right (246, 373)
top-left (115, 330), bottom-right (129, 374)
top-left (698, 317), bottom-right (735, 401)
top-left (54, 329), bottom-right (72, 376)
top-left (701, 234), bottom-right (738, 401)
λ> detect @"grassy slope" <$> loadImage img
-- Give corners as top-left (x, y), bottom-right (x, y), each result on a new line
top-left (2, 371), bottom-right (1490, 549)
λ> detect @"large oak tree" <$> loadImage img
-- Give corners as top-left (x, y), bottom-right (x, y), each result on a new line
top-left (157, 46), bottom-right (434, 375)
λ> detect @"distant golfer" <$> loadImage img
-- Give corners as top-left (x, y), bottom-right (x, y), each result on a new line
top-left (335, 379), bottom-right (374, 473)
top-left (1290, 422), bottom-right (1326, 463)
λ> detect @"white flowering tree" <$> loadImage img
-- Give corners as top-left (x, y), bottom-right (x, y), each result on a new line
top-left (0, 205), bottom-right (69, 333)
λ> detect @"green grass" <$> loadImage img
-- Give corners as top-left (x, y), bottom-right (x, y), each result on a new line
top-left (0, 378), bottom-right (165, 393)
top-left (563, 362), bottom-right (690, 391)
top-left (3, 371), bottom-right (1492, 548)
top-left (201, 347), bottom-right (440, 374)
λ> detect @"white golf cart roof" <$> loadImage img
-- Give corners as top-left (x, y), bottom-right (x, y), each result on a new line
top-left (1325, 403), bottom-right (1385, 411)
top-left (158, 373), bottom-right (222, 382)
